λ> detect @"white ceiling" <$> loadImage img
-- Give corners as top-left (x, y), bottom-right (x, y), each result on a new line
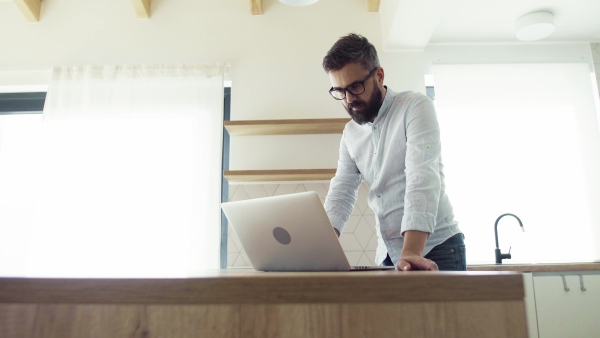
top-left (381, 0), bottom-right (600, 51)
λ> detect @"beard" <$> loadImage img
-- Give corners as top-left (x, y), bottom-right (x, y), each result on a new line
top-left (345, 85), bottom-right (383, 125)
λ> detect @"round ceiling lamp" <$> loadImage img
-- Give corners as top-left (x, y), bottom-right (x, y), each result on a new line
top-left (278, 0), bottom-right (319, 6)
top-left (515, 11), bottom-right (556, 41)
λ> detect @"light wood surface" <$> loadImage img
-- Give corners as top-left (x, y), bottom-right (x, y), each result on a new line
top-left (12, 0), bottom-right (42, 22)
top-left (249, 0), bottom-right (262, 15)
top-left (131, 0), bottom-right (151, 18)
top-left (341, 301), bottom-right (527, 338)
top-left (0, 270), bottom-right (528, 338)
top-left (367, 0), bottom-right (380, 12)
top-left (468, 262), bottom-right (600, 272)
top-left (224, 118), bottom-right (350, 135)
top-left (0, 270), bottom-right (524, 304)
top-left (224, 168), bottom-right (336, 182)
top-left (250, 1), bottom-right (378, 15)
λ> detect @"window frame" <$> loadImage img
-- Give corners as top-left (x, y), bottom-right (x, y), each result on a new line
top-left (0, 92), bottom-right (46, 114)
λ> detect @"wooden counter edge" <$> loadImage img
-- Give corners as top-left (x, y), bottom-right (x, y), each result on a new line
top-left (468, 262), bottom-right (600, 272)
top-left (0, 271), bottom-right (523, 304)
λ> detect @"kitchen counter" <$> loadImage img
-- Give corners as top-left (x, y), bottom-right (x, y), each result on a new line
top-left (468, 262), bottom-right (600, 272)
top-left (0, 270), bottom-right (528, 338)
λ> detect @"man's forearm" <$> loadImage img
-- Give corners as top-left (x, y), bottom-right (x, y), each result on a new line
top-left (401, 230), bottom-right (429, 257)
top-left (397, 230), bottom-right (438, 270)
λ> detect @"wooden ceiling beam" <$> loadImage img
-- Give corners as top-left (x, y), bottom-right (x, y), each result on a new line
top-left (250, 0), bottom-right (263, 15)
top-left (12, 0), bottom-right (42, 22)
top-left (132, 0), bottom-right (151, 18)
top-left (249, 1), bottom-right (375, 15)
top-left (367, 0), bottom-right (380, 12)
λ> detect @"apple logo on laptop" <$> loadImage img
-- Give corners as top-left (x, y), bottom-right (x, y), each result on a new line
top-left (272, 227), bottom-right (291, 245)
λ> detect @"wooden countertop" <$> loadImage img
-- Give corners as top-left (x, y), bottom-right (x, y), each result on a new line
top-left (467, 262), bottom-right (600, 272)
top-left (0, 269), bottom-right (523, 304)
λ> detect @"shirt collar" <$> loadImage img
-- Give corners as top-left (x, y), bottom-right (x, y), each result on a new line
top-left (368, 86), bottom-right (395, 126)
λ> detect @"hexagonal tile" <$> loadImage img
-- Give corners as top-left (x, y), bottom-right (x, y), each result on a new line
top-left (357, 252), bottom-right (375, 266)
top-left (232, 254), bottom-right (249, 267)
top-left (227, 253), bottom-right (239, 267)
top-left (339, 233), bottom-right (363, 251)
top-left (243, 184), bottom-right (269, 199)
top-left (228, 184), bottom-right (239, 200)
top-left (365, 233), bottom-right (379, 251)
top-left (273, 184), bottom-right (299, 196)
top-left (344, 251), bottom-right (363, 266)
top-left (230, 186), bottom-right (250, 201)
top-left (363, 251), bottom-right (377, 265)
top-left (227, 233), bottom-right (239, 253)
top-left (343, 215), bottom-right (362, 233)
top-left (302, 183), bottom-right (329, 198)
top-left (263, 184), bottom-right (279, 196)
top-left (353, 218), bottom-right (375, 249)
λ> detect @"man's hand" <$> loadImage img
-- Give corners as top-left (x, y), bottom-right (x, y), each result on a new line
top-left (396, 230), bottom-right (438, 271)
top-left (334, 228), bottom-right (340, 237)
top-left (396, 255), bottom-right (438, 271)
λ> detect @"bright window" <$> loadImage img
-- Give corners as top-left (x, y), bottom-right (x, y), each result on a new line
top-left (432, 63), bottom-right (600, 264)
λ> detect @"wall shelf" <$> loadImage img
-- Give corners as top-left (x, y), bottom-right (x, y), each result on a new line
top-left (224, 118), bottom-right (349, 136)
top-left (224, 169), bottom-right (336, 183)
top-left (225, 118), bottom-right (346, 182)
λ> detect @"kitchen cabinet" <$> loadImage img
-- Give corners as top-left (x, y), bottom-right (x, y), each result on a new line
top-left (532, 272), bottom-right (600, 338)
top-left (224, 118), bottom-right (348, 182)
top-left (468, 263), bottom-right (600, 338)
top-left (522, 273), bottom-right (539, 338)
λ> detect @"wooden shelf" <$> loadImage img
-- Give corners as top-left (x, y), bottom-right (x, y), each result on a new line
top-left (225, 119), bottom-right (345, 183)
top-left (224, 169), bottom-right (336, 182)
top-left (224, 118), bottom-right (349, 136)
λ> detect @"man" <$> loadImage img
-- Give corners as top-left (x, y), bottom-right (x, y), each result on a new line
top-left (322, 33), bottom-right (465, 271)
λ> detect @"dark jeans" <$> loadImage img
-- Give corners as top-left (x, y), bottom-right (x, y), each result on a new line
top-left (382, 233), bottom-right (466, 271)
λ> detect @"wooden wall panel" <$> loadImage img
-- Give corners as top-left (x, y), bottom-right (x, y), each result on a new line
top-left (0, 304), bottom-right (37, 338)
top-left (341, 301), bottom-right (528, 338)
top-left (341, 302), bottom-right (444, 337)
top-left (146, 305), bottom-right (240, 338)
top-left (240, 304), bottom-right (340, 338)
top-left (0, 304), bottom-right (240, 338)
top-left (31, 304), bottom-right (144, 338)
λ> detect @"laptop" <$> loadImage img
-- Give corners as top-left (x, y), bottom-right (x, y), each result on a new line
top-left (221, 191), bottom-right (395, 272)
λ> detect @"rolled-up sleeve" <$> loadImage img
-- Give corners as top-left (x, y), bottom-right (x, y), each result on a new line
top-left (324, 133), bottom-right (362, 234)
top-left (401, 95), bottom-right (442, 236)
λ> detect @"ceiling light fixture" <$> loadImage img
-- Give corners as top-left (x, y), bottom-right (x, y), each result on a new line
top-left (515, 11), bottom-right (556, 41)
top-left (278, 0), bottom-right (319, 6)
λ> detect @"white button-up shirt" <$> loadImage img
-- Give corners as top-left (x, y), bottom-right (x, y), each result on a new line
top-left (324, 89), bottom-right (461, 265)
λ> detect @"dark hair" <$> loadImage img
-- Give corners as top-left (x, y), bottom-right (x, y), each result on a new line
top-left (322, 33), bottom-right (380, 73)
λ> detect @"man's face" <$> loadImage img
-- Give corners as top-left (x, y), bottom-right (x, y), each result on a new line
top-left (328, 62), bottom-right (384, 125)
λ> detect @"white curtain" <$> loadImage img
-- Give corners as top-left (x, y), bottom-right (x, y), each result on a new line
top-left (433, 63), bottom-right (600, 264)
top-left (0, 114), bottom-right (43, 276)
top-left (26, 65), bottom-right (224, 277)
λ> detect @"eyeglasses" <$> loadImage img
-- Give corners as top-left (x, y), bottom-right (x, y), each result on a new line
top-left (329, 68), bottom-right (378, 100)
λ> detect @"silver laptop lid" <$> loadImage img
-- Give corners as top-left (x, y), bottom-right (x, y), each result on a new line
top-left (221, 191), bottom-right (352, 271)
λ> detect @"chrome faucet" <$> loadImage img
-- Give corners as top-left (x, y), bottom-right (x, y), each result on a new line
top-left (494, 213), bottom-right (524, 264)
